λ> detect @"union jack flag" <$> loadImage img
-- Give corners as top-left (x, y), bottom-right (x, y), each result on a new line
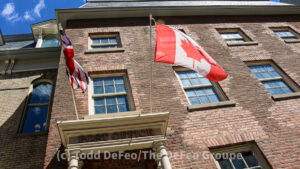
top-left (60, 30), bottom-right (89, 93)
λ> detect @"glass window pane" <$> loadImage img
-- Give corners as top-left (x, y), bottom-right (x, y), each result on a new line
top-left (185, 89), bottom-right (196, 97)
top-left (109, 37), bottom-right (117, 44)
top-left (30, 83), bottom-right (52, 104)
top-left (115, 77), bottom-right (124, 84)
top-left (41, 39), bottom-right (60, 47)
top-left (93, 78), bottom-right (103, 86)
top-left (200, 96), bottom-right (210, 104)
top-left (177, 72), bottom-right (188, 79)
top-left (106, 97), bottom-right (117, 105)
top-left (103, 77), bottom-right (114, 85)
top-left (189, 97), bottom-right (200, 105)
top-left (95, 106), bottom-right (105, 114)
top-left (200, 78), bottom-right (211, 85)
top-left (92, 39), bottom-right (100, 44)
top-left (22, 106), bottom-right (48, 133)
top-left (94, 86), bottom-right (104, 94)
top-left (242, 151), bottom-right (260, 167)
top-left (116, 84), bottom-right (126, 93)
top-left (249, 64), bottom-right (282, 80)
top-left (275, 31), bottom-right (293, 37)
top-left (205, 88), bottom-right (215, 95)
top-left (261, 72), bottom-right (271, 79)
top-left (107, 105), bottom-right (118, 113)
top-left (218, 159), bottom-right (234, 169)
top-left (195, 88), bottom-right (206, 96)
top-left (231, 158), bottom-right (247, 169)
top-left (270, 71), bottom-right (281, 78)
top-left (282, 87), bottom-right (293, 94)
top-left (117, 96), bottom-right (128, 104)
top-left (94, 98), bottom-right (104, 106)
top-left (104, 85), bottom-right (115, 93)
top-left (118, 104), bottom-right (129, 112)
top-left (190, 78), bottom-right (201, 86)
top-left (181, 79), bottom-right (191, 87)
top-left (262, 80), bottom-right (293, 95)
top-left (100, 38), bottom-right (109, 44)
top-left (188, 71), bottom-right (198, 78)
top-left (209, 95), bottom-right (220, 103)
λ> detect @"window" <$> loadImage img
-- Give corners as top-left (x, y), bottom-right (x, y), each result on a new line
top-left (89, 33), bottom-right (121, 50)
top-left (22, 82), bottom-right (53, 133)
top-left (41, 34), bottom-right (60, 47)
top-left (211, 143), bottom-right (271, 169)
top-left (90, 75), bottom-right (132, 115)
top-left (248, 64), bottom-right (294, 96)
top-left (272, 27), bottom-right (299, 41)
top-left (176, 70), bottom-right (227, 105)
top-left (218, 29), bottom-right (252, 45)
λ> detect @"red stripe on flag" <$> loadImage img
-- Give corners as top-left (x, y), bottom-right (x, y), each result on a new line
top-left (155, 23), bottom-right (176, 64)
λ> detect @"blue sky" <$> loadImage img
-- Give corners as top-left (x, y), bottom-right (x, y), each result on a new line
top-left (0, 0), bottom-right (85, 35)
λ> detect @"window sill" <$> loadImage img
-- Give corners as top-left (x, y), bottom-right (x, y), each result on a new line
top-left (284, 39), bottom-right (300, 43)
top-left (85, 110), bottom-right (140, 119)
top-left (227, 41), bottom-right (258, 46)
top-left (272, 92), bottom-right (300, 101)
top-left (85, 48), bottom-right (125, 54)
top-left (187, 101), bottom-right (236, 111)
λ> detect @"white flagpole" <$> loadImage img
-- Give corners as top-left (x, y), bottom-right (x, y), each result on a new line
top-left (59, 23), bottom-right (79, 120)
top-left (70, 85), bottom-right (79, 120)
top-left (149, 13), bottom-right (154, 113)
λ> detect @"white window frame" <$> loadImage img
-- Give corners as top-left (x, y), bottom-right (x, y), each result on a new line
top-left (211, 143), bottom-right (271, 169)
top-left (88, 33), bottom-right (121, 50)
top-left (88, 73), bottom-right (134, 115)
top-left (174, 67), bottom-right (228, 105)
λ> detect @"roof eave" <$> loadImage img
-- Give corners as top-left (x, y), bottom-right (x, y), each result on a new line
top-left (55, 5), bottom-right (300, 28)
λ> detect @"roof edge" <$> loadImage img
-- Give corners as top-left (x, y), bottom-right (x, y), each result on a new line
top-left (55, 5), bottom-right (300, 28)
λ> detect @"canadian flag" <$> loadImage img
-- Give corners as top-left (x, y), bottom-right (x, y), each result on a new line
top-left (155, 23), bottom-right (227, 82)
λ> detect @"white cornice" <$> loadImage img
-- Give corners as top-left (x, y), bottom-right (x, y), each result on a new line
top-left (55, 5), bottom-right (300, 28)
top-left (57, 112), bottom-right (170, 147)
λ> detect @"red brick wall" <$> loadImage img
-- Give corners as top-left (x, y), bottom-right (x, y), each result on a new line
top-left (44, 15), bottom-right (300, 168)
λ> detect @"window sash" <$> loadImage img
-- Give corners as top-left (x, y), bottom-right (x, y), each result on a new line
top-left (92, 76), bottom-right (130, 114)
top-left (218, 151), bottom-right (262, 169)
top-left (273, 29), bottom-right (298, 40)
top-left (220, 31), bottom-right (247, 43)
top-left (94, 95), bottom-right (129, 114)
top-left (90, 36), bottom-right (119, 50)
top-left (185, 87), bottom-right (220, 104)
top-left (176, 70), bottom-right (222, 105)
top-left (248, 64), bottom-right (295, 95)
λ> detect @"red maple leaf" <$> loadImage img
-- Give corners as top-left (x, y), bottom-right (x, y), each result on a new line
top-left (180, 39), bottom-right (202, 62)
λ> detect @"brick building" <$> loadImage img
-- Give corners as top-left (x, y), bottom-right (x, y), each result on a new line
top-left (1, 0), bottom-right (300, 169)
top-left (0, 20), bottom-right (60, 168)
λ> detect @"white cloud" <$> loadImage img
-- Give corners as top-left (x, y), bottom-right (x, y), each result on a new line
top-left (1, 0), bottom-right (47, 23)
top-left (1, 3), bottom-right (15, 16)
top-left (24, 11), bottom-right (34, 21)
top-left (1, 3), bottom-right (21, 23)
top-left (34, 0), bottom-right (45, 17)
